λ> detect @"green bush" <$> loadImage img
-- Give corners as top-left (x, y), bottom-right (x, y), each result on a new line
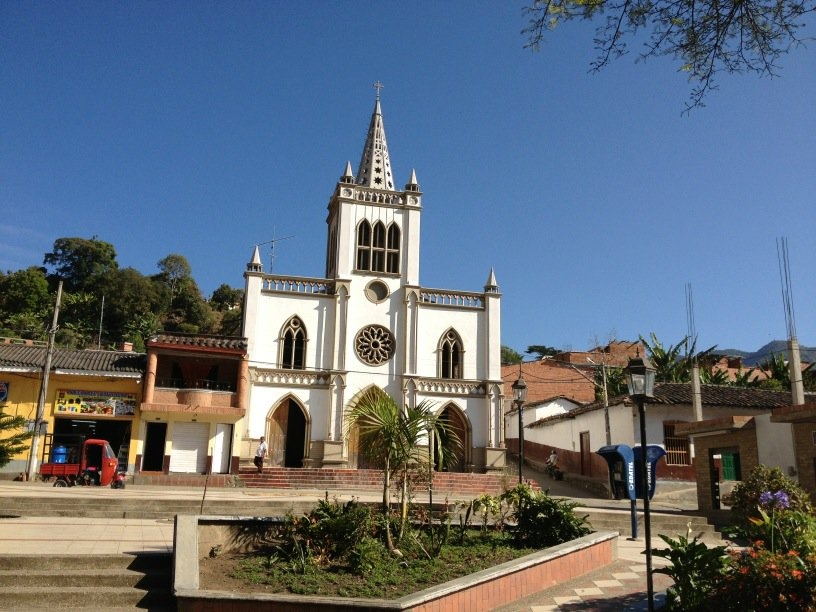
top-left (501, 483), bottom-right (591, 548)
top-left (651, 526), bottom-right (730, 611)
top-left (703, 547), bottom-right (816, 612)
top-left (726, 465), bottom-right (813, 539)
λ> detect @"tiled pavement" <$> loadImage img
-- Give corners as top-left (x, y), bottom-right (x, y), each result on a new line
top-left (492, 556), bottom-right (673, 611)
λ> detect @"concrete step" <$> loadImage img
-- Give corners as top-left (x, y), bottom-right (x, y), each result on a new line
top-left (0, 496), bottom-right (318, 519)
top-left (582, 509), bottom-right (720, 539)
top-left (0, 586), bottom-right (172, 609)
top-left (0, 553), bottom-right (173, 610)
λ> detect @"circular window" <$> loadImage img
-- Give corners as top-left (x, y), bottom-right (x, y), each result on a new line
top-left (365, 280), bottom-right (390, 303)
top-left (355, 325), bottom-right (395, 366)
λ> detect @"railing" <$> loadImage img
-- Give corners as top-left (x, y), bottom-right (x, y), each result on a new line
top-left (262, 276), bottom-right (334, 294)
top-left (155, 378), bottom-right (235, 392)
top-left (420, 289), bottom-right (484, 309)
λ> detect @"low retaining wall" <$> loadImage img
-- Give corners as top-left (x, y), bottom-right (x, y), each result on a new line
top-left (174, 515), bottom-right (618, 612)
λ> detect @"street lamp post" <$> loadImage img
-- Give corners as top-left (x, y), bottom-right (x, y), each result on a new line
top-left (512, 375), bottom-right (527, 485)
top-left (625, 354), bottom-right (657, 612)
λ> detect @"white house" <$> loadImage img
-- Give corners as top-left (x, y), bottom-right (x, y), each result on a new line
top-left (241, 92), bottom-right (505, 473)
top-left (516, 383), bottom-right (805, 483)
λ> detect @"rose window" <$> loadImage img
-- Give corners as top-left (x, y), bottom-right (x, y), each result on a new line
top-left (355, 325), bottom-right (395, 365)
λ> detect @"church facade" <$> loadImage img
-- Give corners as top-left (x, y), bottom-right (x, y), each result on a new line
top-left (241, 93), bottom-right (505, 473)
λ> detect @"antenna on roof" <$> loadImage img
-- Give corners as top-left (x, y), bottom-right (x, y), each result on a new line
top-left (257, 234), bottom-right (294, 272)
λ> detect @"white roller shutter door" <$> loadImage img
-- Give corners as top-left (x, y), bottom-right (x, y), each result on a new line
top-left (169, 422), bottom-right (209, 473)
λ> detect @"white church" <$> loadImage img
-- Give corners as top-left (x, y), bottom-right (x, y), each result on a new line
top-left (241, 90), bottom-right (506, 473)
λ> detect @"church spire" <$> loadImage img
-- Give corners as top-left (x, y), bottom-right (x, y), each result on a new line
top-left (355, 81), bottom-right (394, 191)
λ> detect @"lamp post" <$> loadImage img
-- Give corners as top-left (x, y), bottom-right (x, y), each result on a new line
top-left (625, 354), bottom-right (657, 612)
top-left (512, 375), bottom-right (527, 484)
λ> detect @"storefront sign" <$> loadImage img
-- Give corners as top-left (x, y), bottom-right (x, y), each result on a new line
top-left (55, 389), bottom-right (136, 417)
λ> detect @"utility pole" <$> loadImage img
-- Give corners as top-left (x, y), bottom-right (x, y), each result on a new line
top-left (25, 281), bottom-right (62, 482)
top-left (585, 357), bottom-right (611, 445)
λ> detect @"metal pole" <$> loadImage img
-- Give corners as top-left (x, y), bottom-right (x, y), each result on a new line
top-left (518, 401), bottom-right (524, 484)
top-left (638, 397), bottom-right (654, 612)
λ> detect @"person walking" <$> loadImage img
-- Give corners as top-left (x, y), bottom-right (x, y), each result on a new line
top-left (254, 436), bottom-right (267, 473)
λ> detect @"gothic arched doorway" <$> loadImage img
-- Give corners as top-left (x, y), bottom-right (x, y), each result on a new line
top-left (434, 404), bottom-right (470, 472)
top-left (268, 398), bottom-right (308, 468)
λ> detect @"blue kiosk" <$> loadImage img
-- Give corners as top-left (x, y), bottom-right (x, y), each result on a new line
top-left (597, 444), bottom-right (666, 539)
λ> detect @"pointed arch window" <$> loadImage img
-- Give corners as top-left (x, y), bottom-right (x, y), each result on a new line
top-left (280, 316), bottom-right (306, 370)
top-left (439, 329), bottom-right (463, 379)
top-left (355, 220), bottom-right (401, 274)
top-left (386, 224), bottom-right (400, 273)
top-left (356, 221), bottom-right (371, 271)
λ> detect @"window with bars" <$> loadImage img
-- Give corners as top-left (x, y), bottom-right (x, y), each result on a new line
top-left (280, 316), bottom-right (306, 369)
top-left (356, 220), bottom-right (400, 274)
top-left (663, 421), bottom-right (691, 466)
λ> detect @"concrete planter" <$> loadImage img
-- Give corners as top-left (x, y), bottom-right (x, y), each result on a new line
top-left (174, 515), bottom-right (618, 612)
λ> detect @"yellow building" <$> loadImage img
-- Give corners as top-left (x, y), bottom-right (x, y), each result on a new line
top-left (0, 340), bottom-right (144, 477)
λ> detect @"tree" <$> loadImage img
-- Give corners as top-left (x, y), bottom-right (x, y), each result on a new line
top-left (0, 267), bottom-right (50, 316)
top-left (0, 409), bottom-right (33, 468)
top-left (758, 352), bottom-right (790, 390)
top-left (210, 284), bottom-right (244, 312)
top-left (639, 333), bottom-right (716, 382)
top-left (43, 237), bottom-right (118, 292)
top-left (596, 365), bottom-right (628, 400)
top-left (344, 388), bottom-right (459, 550)
top-left (501, 345), bottom-right (523, 364)
top-left (526, 345), bottom-right (559, 359)
top-left (100, 268), bottom-right (170, 347)
top-left (155, 254), bottom-right (192, 300)
top-left (523, 0), bottom-right (816, 110)
top-left (0, 267), bottom-right (51, 339)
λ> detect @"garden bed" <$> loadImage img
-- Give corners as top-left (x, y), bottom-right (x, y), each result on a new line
top-left (174, 515), bottom-right (618, 612)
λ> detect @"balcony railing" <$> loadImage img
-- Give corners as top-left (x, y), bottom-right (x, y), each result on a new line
top-left (155, 378), bottom-right (235, 392)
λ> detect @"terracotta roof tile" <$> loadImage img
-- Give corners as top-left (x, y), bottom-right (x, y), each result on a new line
top-left (529, 382), bottom-right (813, 427)
top-left (148, 333), bottom-right (247, 351)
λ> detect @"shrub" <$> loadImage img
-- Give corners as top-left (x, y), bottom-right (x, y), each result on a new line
top-left (501, 483), bottom-right (591, 548)
top-left (704, 547), bottom-right (816, 611)
top-left (651, 525), bottom-right (730, 611)
top-left (726, 465), bottom-right (813, 539)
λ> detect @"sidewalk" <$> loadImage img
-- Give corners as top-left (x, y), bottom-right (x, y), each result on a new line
top-left (0, 471), bottom-right (720, 611)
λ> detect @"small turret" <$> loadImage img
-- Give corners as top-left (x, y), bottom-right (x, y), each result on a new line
top-left (484, 268), bottom-right (499, 293)
top-left (247, 246), bottom-right (263, 273)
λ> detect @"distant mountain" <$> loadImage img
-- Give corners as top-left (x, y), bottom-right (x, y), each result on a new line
top-left (716, 340), bottom-right (816, 367)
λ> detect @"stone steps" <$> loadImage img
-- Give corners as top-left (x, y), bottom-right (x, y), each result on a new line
top-left (582, 509), bottom-right (721, 539)
top-left (0, 496), bottom-right (318, 519)
top-left (0, 553), bottom-right (173, 610)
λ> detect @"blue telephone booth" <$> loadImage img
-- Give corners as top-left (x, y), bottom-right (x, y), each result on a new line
top-left (633, 445), bottom-right (666, 501)
top-left (597, 445), bottom-right (636, 501)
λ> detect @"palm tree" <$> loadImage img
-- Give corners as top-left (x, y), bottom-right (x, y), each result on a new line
top-left (639, 333), bottom-right (716, 383)
top-left (345, 387), bottom-right (460, 550)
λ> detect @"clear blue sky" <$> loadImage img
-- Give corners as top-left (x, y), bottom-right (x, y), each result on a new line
top-left (3, 2), bottom-right (815, 355)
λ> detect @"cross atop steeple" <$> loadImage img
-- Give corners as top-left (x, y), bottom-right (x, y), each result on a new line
top-left (373, 80), bottom-right (384, 100)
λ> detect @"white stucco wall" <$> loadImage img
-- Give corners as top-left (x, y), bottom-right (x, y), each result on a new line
top-left (755, 414), bottom-right (798, 480)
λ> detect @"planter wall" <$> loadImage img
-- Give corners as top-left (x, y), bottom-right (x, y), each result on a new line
top-left (174, 515), bottom-right (618, 612)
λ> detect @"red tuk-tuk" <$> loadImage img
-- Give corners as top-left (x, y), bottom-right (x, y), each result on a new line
top-left (40, 434), bottom-right (125, 488)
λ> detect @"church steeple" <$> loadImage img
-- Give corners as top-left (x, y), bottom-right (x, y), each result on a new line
top-left (355, 81), bottom-right (394, 191)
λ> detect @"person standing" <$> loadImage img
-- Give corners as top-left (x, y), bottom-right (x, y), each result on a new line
top-left (254, 436), bottom-right (268, 473)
